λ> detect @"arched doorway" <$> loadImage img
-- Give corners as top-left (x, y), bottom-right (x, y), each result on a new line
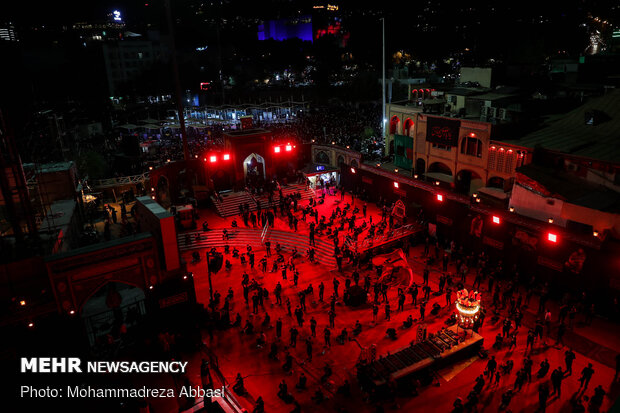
top-left (81, 282), bottom-right (146, 348)
top-left (243, 153), bottom-right (266, 184)
top-left (488, 176), bottom-right (505, 190)
top-left (427, 162), bottom-right (453, 185)
top-left (428, 162), bottom-right (453, 176)
top-left (415, 158), bottom-right (426, 175)
top-left (404, 118), bottom-right (414, 137)
top-left (315, 151), bottom-right (330, 164)
top-left (337, 155), bottom-right (345, 166)
top-left (456, 169), bottom-right (483, 195)
top-left (389, 116), bottom-right (401, 135)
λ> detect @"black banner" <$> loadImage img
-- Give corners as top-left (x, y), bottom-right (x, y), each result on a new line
top-left (426, 117), bottom-right (460, 146)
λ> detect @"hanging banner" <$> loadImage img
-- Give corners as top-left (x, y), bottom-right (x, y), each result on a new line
top-left (426, 116), bottom-right (460, 146)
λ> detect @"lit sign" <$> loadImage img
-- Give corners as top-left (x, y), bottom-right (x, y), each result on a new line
top-left (200, 82), bottom-right (210, 90)
top-left (196, 46), bottom-right (208, 51)
top-left (113, 10), bottom-right (122, 21)
top-left (316, 165), bottom-right (325, 171)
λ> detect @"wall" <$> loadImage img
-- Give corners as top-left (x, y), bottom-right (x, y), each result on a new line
top-left (460, 67), bottom-right (492, 88)
top-left (134, 196), bottom-right (180, 272)
top-left (509, 184), bottom-right (565, 225)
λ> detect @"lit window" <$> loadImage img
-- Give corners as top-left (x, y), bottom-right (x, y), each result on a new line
top-left (492, 216), bottom-right (500, 224)
top-left (547, 233), bottom-right (557, 243)
top-left (223, 154), bottom-right (230, 160)
top-left (274, 146), bottom-right (281, 153)
top-left (209, 155), bottom-right (217, 162)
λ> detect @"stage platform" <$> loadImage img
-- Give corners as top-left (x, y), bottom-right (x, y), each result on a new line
top-left (365, 325), bottom-right (484, 386)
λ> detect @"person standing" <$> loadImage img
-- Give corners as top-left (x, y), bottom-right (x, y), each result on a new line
top-left (550, 367), bottom-right (565, 397)
top-left (372, 303), bottom-right (379, 323)
top-left (565, 349), bottom-right (576, 375)
top-left (419, 301), bottom-right (426, 321)
top-left (579, 363), bottom-right (594, 390)
top-left (385, 302), bottom-right (391, 321)
top-left (324, 327), bottom-right (331, 348)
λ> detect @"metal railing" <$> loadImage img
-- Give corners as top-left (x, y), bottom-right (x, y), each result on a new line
top-left (92, 172), bottom-right (150, 189)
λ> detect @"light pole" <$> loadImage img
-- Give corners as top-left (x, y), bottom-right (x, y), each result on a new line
top-left (381, 17), bottom-right (386, 150)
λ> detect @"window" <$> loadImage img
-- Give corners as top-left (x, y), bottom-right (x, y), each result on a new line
top-left (460, 137), bottom-right (482, 157)
top-left (488, 146), bottom-right (497, 170)
top-left (496, 149), bottom-right (505, 172)
top-left (504, 150), bottom-right (515, 173)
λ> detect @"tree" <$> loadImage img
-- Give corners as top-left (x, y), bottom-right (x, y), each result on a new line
top-left (78, 150), bottom-right (108, 180)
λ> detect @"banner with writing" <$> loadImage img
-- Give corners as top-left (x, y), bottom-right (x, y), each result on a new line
top-left (426, 116), bottom-right (460, 146)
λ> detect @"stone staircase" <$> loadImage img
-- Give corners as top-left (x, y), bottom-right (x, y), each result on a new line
top-left (178, 227), bottom-right (336, 267)
top-left (254, 182), bottom-right (316, 210)
top-left (210, 191), bottom-right (254, 217)
top-left (211, 183), bottom-right (316, 217)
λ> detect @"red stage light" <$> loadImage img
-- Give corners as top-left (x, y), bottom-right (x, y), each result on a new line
top-left (547, 233), bottom-right (557, 243)
top-left (274, 146), bottom-right (281, 153)
top-left (492, 216), bottom-right (500, 224)
top-left (209, 155), bottom-right (217, 163)
top-left (223, 154), bottom-right (230, 160)
top-left (393, 182), bottom-right (399, 188)
top-left (285, 145), bottom-right (292, 151)
top-left (437, 194), bottom-right (443, 202)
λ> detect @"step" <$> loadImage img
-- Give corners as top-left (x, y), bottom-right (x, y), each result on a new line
top-left (178, 228), bottom-right (336, 266)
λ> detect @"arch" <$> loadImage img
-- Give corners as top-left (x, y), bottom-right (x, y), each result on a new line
top-left (488, 176), bottom-right (505, 189)
top-left (350, 159), bottom-right (358, 168)
top-left (243, 153), bottom-right (266, 180)
top-left (315, 151), bottom-right (330, 164)
top-left (404, 118), bottom-right (415, 137)
top-left (456, 169), bottom-right (483, 195)
top-left (389, 115), bottom-right (401, 135)
top-left (460, 136), bottom-right (483, 157)
top-left (428, 162), bottom-right (453, 176)
top-left (415, 158), bottom-right (426, 175)
top-left (337, 155), bottom-right (345, 166)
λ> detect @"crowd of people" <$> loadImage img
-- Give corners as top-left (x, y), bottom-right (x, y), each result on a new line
top-left (190, 185), bottom-right (619, 413)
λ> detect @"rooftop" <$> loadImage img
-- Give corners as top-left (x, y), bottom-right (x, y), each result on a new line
top-left (517, 164), bottom-right (620, 213)
top-left (502, 89), bottom-right (620, 163)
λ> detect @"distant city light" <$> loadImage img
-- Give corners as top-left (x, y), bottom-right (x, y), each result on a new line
top-left (350, 168), bottom-right (356, 174)
top-left (223, 154), bottom-right (230, 160)
top-left (274, 146), bottom-right (281, 153)
top-left (547, 233), bottom-right (557, 243)
top-left (285, 145), bottom-right (292, 151)
top-left (210, 155), bottom-right (217, 162)
top-left (492, 216), bottom-right (500, 224)
top-left (112, 10), bottom-right (122, 21)
top-left (437, 194), bottom-right (443, 202)
top-left (393, 182), bottom-right (399, 188)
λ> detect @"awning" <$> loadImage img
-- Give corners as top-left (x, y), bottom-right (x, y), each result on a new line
top-left (425, 172), bottom-right (454, 183)
top-left (142, 123), bottom-right (161, 130)
top-left (117, 124), bottom-right (138, 130)
top-left (478, 186), bottom-right (509, 200)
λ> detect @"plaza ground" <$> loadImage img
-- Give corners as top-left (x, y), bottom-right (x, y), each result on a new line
top-left (157, 192), bottom-right (619, 412)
